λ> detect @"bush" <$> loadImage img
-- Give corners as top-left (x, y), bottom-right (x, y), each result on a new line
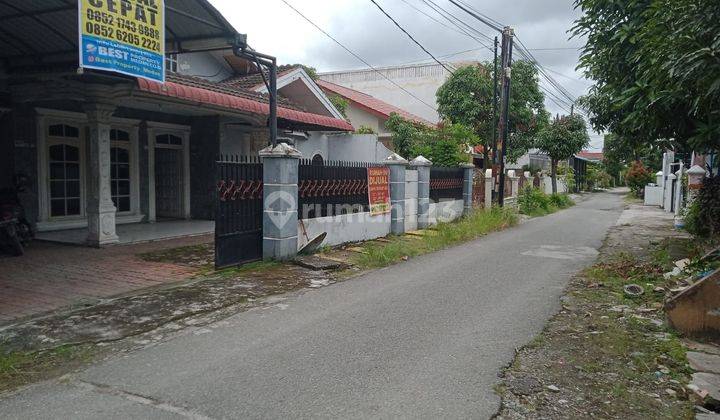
top-left (549, 193), bottom-right (574, 208)
top-left (625, 161), bottom-right (654, 197)
top-left (518, 186), bottom-right (575, 216)
top-left (355, 125), bottom-right (376, 134)
top-left (684, 175), bottom-right (720, 237)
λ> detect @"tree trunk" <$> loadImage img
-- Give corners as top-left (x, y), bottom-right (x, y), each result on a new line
top-left (551, 158), bottom-right (558, 194)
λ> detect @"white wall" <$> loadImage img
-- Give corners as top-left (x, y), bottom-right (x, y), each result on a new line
top-left (297, 212), bottom-right (391, 249)
top-left (428, 199), bottom-right (464, 225)
top-left (320, 63), bottom-right (458, 123)
top-left (541, 176), bottom-right (567, 194)
top-left (644, 185), bottom-right (663, 206)
top-left (176, 52), bottom-right (232, 82)
top-left (405, 169), bottom-right (418, 231)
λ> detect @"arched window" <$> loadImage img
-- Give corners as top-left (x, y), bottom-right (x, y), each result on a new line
top-left (311, 154), bottom-right (324, 166)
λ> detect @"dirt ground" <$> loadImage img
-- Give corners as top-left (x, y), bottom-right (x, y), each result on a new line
top-left (495, 202), bottom-right (717, 419)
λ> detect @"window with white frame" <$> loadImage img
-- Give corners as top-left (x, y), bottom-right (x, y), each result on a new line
top-left (48, 124), bottom-right (82, 217)
top-left (110, 129), bottom-right (132, 212)
top-left (165, 53), bottom-right (178, 73)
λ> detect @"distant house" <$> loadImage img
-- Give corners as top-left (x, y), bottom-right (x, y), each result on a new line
top-left (317, 80), bottom-right (433, 147)
top-left (576, 150), bottom-right (604, 163)
top-left (318, 62), bottom-right (477, 124)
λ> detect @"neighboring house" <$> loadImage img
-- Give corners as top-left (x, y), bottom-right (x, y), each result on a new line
top-left (220, 67), bottom-right (393, 164)
top-left (576, 150), bottom-right (604, 163)
top-left (318, 62), bottom-right (477, 124)
top-left (0, 0), bottom-right (366, 246)
top-left (317, 79), bottom-right (433, 147)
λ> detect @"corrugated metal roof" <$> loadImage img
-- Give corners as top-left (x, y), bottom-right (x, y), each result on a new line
top-left (0, 0), bottom-right (240, 60)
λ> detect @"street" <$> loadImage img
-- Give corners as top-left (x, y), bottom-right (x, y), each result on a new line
top-left (1, 191), bottom-right (625, 419)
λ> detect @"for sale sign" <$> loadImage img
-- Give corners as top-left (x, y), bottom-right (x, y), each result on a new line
top-left (79, 0), bottom-right (165, 82)
top-left (368, 167), bottom-right (390, 216)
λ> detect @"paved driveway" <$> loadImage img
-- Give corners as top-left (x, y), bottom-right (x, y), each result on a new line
top-left (0, 235), bottom-right (210, 325)
top-left (0, 191), bottom-right (625, 418)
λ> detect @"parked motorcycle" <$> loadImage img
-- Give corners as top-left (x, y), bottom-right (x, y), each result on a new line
top-left (0, 176), bottom-right (33, 256)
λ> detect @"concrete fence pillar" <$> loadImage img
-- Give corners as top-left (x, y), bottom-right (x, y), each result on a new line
top-left (386, 153), bottom-right (409, 235)
top-left (260, 143), bottom-right (301, 260)
top-left (461, 164), bottom-right (475, 215)
top-left (508, 170), bottom-right (520, 198)
top-left (687, 164), bottom-right (706, 203)
top-left (655, 171), bottom-right (663, 186)
top-left (484, 169), bottom-right (493, 209)
top-left (664, 173), bottom-right (676, 212)
top-left (674, 163), bottom-right (684, 218)
top-left (411, 156), bottom-right (432, 229)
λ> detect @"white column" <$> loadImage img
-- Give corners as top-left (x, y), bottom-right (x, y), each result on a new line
top-left (664, 173), bottom-right (676, 213)
top-left (484, 169), bottom-right (493, 209)
top-left (674, 163), bottom-right (684, 218)
top-left (84, 103), bottom-right (119, 246)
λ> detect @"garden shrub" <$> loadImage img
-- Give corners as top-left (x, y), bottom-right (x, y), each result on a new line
top-left (518, 186), bottom-right (575, 216)
top-left (625, 161), bottom-right (654, 197)
top-left (684, 175), bottom-right (720, 237)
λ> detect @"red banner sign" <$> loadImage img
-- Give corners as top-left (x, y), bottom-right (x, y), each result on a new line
top-left (368, 167), bottom-right (390, 216)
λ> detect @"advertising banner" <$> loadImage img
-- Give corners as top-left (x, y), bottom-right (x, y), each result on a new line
top-left (79, 0), bottom-right (165, 82)
top-left (368, 167), bottom-right (391, 216)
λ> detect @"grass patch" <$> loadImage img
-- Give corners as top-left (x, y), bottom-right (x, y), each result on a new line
top-left (212, 260), bottom-right (283, 278)
top-left (517, 186), bottom-right (574, 217)
top-left (354, 207), bottom-right (517, 269)
top-left (0, 344), bottom-right (96, 393)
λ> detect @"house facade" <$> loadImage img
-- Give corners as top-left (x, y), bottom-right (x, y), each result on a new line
top-left (317, 80), bottom-right (433, 148)
top-left (0, 1), bottom-right (358, 246)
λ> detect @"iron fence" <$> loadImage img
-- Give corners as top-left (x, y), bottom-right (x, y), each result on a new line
top-left (215, 154), bottom-right (263, 268)
top-left (429, 167), bottom-right (464, 202)
top-left (298, 160), bottom-right (378, 219)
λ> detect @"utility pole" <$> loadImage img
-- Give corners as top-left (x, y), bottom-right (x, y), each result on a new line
top-left (491, 36), bottom-right (499, 169)
top-left (497, 26), bottom-right (514, 207)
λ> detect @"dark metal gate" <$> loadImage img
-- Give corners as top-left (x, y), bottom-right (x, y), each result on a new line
top-left (215, 155), bottom-right (263, 268)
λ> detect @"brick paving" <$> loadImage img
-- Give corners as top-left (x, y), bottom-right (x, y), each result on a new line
top-left (0, 235), bottom-right (212, 326)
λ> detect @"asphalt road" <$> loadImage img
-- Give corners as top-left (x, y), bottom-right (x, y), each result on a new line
top-left (1, 190), bottom-right (625, 419)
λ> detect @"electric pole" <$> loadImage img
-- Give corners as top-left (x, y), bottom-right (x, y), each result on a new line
top-left (497, 26), bottom-right (514, 207)
top-left (491, 36), bottom-right (499, 170)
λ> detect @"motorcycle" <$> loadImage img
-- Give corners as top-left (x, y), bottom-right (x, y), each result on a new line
top-left (0, 176), bottom-right (33, 256)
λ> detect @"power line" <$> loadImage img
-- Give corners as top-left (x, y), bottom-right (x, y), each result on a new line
top-left (446, 0), bottom-right (504, 33)
top-left (278, 0), bottom-right (439, 113)
top-left (368, 0), bottom-right (454, 73)
top-left (421, 0), bottom-right (495, 44)
top-left (395, 47), bottom-right (487, 66)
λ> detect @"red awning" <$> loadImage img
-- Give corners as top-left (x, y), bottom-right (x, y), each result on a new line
top-left (136, 78), bottom-right (354, 132)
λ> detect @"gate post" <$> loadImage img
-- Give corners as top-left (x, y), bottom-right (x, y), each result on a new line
top-left (260, 143), bottom-right (301, 260)
top-left (484, 169), bottom-right (493, 209)
top-left (410, 156), bottom-right (432, 229)
top-left (461, 163), bottom-right (475, 215)
top-left (508, 170), bottom-right (520, 197)
top-left (386, 153), bottom-right (408, 235)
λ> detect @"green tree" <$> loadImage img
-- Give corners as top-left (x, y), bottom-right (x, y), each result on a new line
top-left (436, 61), bottom-right (548, 168)
top-left (536, 114), bottom-right (590, 193)
top-left (573, 0), bottom-right (720, 153)
top-left (385, 114), bottom-right (472, 166)
top-left (328, 94), bottom-right (349, 118)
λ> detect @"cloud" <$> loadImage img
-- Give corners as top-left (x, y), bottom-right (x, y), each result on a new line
top-left (210, 0), bottom-right (600, 144)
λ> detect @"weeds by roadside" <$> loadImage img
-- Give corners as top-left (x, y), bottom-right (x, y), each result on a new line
top-left (496, 237), bottom-right (697, 419)
top-left (518, 186), bottom-right (575, 217)
top-left (0, 344), bottom-right (97, 394)
top-left (353, 207), bottom-right (517, 269)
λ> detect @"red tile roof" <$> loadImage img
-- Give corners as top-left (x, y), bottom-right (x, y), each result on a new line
top-left (577, 150), bottom-right (604, 161)
top-left (136, 74), bottom-right (354, 132)
top-left (316, 80), bottom-right (433, 126)
top-left (222, 67), bottom-right (296, 90)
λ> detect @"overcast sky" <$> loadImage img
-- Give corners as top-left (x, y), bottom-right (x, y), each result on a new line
top-left (210, 0), bottom-right (602, 150)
